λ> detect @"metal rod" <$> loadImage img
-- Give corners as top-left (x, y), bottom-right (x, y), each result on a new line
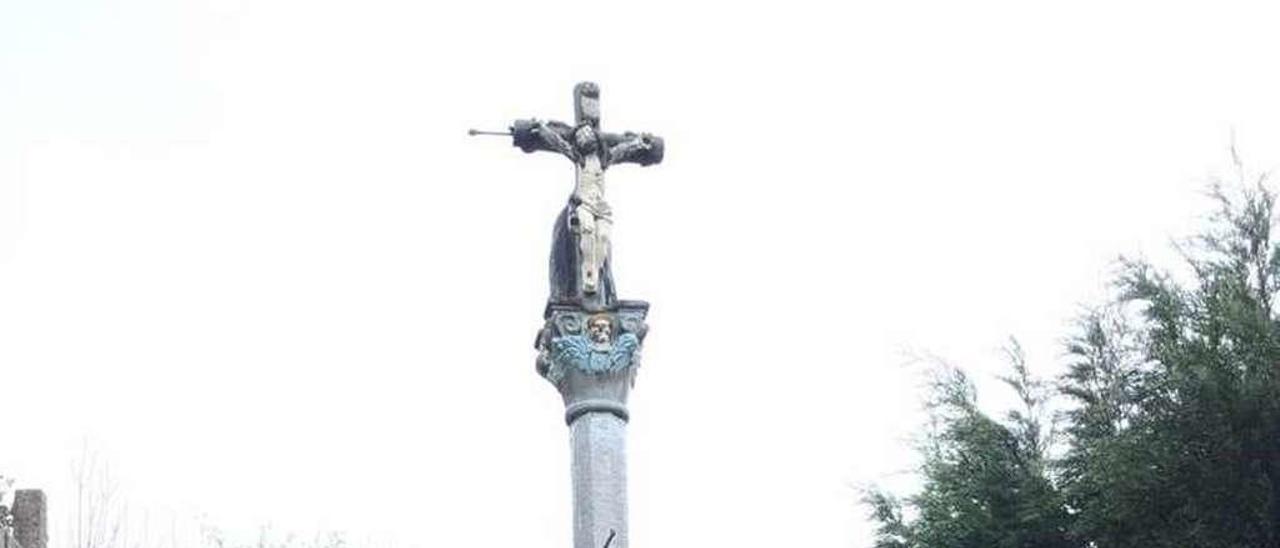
top-left (468, 129), bottom-right (511, 137)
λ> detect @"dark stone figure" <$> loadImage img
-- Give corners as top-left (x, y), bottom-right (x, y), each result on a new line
top-left (10, 491), bottom-right (45, 548)
top-left (507, 82), bottom-right (664, 310)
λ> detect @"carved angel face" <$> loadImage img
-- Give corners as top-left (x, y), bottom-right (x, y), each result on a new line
top-left (587, 316), bottom-right (612, 344)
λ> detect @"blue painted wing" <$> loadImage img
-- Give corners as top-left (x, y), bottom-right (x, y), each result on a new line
top-left (551, 336), bottom-right (591, 373)
top-left (608, 333), bottom-right (640, 371)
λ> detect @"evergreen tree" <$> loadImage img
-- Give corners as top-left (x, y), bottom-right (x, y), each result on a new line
top-left (864, 346), bottom-right (1077, 548)
top-left (1059, 175), bottom-right (1280, 547)
top-left (867, 157), bottom-right (1280, 547)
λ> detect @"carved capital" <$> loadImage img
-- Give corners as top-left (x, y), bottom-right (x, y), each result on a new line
top-left (536, 301), bottom-right (649, 424)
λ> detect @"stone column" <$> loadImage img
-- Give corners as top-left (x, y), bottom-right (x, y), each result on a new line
top-left (12, 490), bottom-right (46, 548)
top-left (537, 301), bottom-right (648, 548)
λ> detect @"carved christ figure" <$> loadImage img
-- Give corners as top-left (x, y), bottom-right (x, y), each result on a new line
top-left (509, 82), bottom-right (664, 306)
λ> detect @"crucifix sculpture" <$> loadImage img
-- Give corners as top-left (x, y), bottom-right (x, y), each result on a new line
top-left (471, 82), bottom-right (664, 548)
top-left (473, 81), bottom-right (664, 309)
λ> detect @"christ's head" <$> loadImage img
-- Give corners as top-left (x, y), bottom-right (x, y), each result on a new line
top-left (574, 124), bottom-right (599, 153)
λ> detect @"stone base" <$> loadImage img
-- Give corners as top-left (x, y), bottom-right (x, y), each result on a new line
top-left (543, 299), bottom-right (650, 319)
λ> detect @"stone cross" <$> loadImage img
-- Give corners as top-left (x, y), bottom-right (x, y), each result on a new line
top-left (475, 81), bottom-right (663, 310)
top-left (473, 82), bottom-right (662, 548)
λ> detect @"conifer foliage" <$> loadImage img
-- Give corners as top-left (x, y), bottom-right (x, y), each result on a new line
top-left (867, 164), bottom-right (1280, 548)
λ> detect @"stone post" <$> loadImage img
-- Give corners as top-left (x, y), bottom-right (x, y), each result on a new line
top-left (537, 301), bottom-right (649, 548)
top-left (12, 490), bottom-right (46, 548)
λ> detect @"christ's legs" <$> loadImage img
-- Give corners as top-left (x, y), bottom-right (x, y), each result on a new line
top-left (597, 215), bottom-right (612, 286)
top-left (575, 205), bottom-right (599, 294)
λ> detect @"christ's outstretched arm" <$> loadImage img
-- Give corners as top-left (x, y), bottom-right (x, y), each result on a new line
top-left (605, 132), bottom-right (664, 167)
top-left (512, 119), bottom-right (578, 161)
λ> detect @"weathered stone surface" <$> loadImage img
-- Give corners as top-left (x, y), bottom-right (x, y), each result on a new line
top-left (11, 490), bottom-right (45, 548)
top-left (570, 412), bottom-right (628, 548)
top-left (2, 529), bottom-right (22, 548)
top-left (535, 300), bottom-right (648, 548)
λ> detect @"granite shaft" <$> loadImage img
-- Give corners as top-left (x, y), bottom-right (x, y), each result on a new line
top-left (537, 303), bottom-right (649, 548)
top-left (569, 411), bottom-right (628, 548)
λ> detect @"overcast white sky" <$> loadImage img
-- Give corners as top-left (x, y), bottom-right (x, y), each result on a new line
top-left (5, 1), bottom-right (1280, 547)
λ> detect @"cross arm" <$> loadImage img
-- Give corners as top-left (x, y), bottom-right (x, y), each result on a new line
top-left (511, 119), bottom-right (578, 161)
top-left (605, 131), bottom-right (664, 167)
